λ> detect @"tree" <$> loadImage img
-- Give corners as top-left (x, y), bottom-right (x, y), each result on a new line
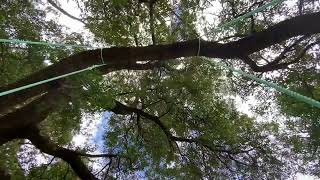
top-left (0, 0), bottom-right (320, 179)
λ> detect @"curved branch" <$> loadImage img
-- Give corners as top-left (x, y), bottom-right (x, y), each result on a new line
top-left (25, 126), bottom-right (97, 180)
top-left (280, 39), bottom-right (320, 66)
top-left (39, 157), bottom-right (55, 179)
top-left (110, 100), bottom-right (262, 172)
top-left (1, 125), bottom-right (121, 179)
top-left (47, 0), bottom-right (86, 24)
top-left (95, 159), bottom-right (112, 176)
top-left (110, 101), bottom-right (245, 154)
top-left (228, 12), bottom-right (320, 56)
top-left (266, 35), bottom-right (311, 66)
top-left (1, 12), bottom-right (320, 114)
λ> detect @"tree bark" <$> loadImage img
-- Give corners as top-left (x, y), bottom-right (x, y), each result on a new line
top-left (25, 126), bottom-right (97, 180)
top-left (0, 11), bottom-right (319, 138)
top-left (1, 7), bottom-right (318, 180)
top-left (0, 12), bottom-right (319, 114)
top-left (0, 89), bottom-right (68, 129)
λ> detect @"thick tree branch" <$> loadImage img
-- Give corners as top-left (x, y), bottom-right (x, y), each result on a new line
top-left (24, 126), bottom-right (97, 180)
top-left (0, 88), bottom-right (68, 129)
top-left (1, 12), bottom-right (320, 114)
top-left (229, 12), bottom-right (320, 55)
top-left (0, 62), bottom-right (158, 115)
top-left (0, 62), bottom-right (160, 141)
top-left (1, 125), bottom-right (120, 179)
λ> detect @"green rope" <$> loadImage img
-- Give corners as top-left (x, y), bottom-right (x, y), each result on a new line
top-left (2, 0), bottom-right (318, 110)
top-left (215, 0), bottom-right (286, 31)
top-left (204, 58), bottom-right (320, 108)
top-left (0, 64), bottom-right (105, 97)
top-left (0, 39), bottom-right (93, 49)
top-left (1, 0), bottom-right (286, 49)
top-left (199, 0), bottom-right (320, 108)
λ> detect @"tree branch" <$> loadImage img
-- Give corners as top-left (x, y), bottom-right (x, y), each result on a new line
top-left (109, 100), bottom-right (262, 173)
top-left (95, 159), bottom-right (112, 176)
top-left (0, 61), bottom-right (158, 115)
top-left (110, 101), bottom-right (248, 154)
top-left (277, 39), bottom-right (320, 67)
top-left (47, 0), bottom-right (86, 24)
top-left (0, 88), bottom-right (68, 129)
top-left (39, 157), bottom-right (55, 179)
top-left (1, 12), bottom-right (320, 115)
top-left (24, 126), bottom-right (97, 180)
top-left (1, 125), bottom-right (121, 179)
top-left (269, 35), bottom-right (311, 65)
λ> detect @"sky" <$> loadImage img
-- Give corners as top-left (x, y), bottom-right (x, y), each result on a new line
top-left (43, 0), bottom-right (107, 152)
top-left (45, 0), bottom-right (319, 179)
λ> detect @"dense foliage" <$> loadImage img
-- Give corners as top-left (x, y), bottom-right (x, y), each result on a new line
top-left (0, 0), bottom-right (320, 179)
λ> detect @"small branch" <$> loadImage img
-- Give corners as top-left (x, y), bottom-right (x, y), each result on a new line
top-left (134, 34), bottom-right (140, 47)
top-left (110, 101), bottom-right (241, 154)
top-left (270, 35), bottom-right (310, 65)
top-left (115, 91), bottom-right (135, 96)
top-left (216, 154), bottom-right (236, 173)
top-left (104, 159), bottom-right (113, 180)
top-left (170, 8), bottom-right (183, 23)
top-left (47, 0), bottom-right (86, 24)
top-left (276, 39), bottom-right (320, 68)
top-left (240, 56), bottom-right (265, 72)
top-left (94, 159), bottom-right (112, 176)
top-left (226, 153), bottom-right (250, 166)
top-left (39, 157), bottom-right (55, 179)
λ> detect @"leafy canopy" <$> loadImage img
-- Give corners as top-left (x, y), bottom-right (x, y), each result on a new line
top-left (1, 0), bottom-right (320, 179)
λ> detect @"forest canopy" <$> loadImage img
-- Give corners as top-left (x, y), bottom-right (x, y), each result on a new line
top-left (0, 0), bottom-right (320, 179)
